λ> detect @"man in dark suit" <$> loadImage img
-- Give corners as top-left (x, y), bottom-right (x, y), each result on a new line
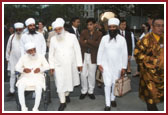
top-left (79, 18), bottom-right (102, 100)
top-left (119, 19), bottom-right (132, 74)
top-left (67, 17), bottom-right (80, 40)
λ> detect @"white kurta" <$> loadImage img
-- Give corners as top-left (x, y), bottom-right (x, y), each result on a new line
top-left (49, 31), bottom-right (82, 93)
top-left (6, 34), bottom-right (22, 73)
top-left (15, 54), bottom-right (49, 90)
top-left (97, 34), bottom-right (128, 84)
top-left (20, 31), bottom-right (46, 56)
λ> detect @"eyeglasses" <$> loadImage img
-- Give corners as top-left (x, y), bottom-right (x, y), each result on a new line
top-left (15, 29), bottom-right (23, 31)
top-left (153, 24), bottom-right (164, 28)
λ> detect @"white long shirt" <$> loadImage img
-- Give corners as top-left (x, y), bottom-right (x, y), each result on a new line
top-left (15, 54), bottom-right (49, 90)
top-left (97, 34), bottom-right (128, 84)
top-left (20, 31), bottom-right (46, 56)
top-left (6, 33), bottom-right (22, 73)
top-left (49, 31), bottom-right (82, 93)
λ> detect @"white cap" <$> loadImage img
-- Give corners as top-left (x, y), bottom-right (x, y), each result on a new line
top-left (25, 18), bottom-right (35, 26)
top-left (52, 18), bottom-right (65, 30)
top-left (108, 18), bottom-right (120, 26)
top-left (24, 42), bottom-right (36, 51)
top-left (14, 22), bottom-right (24, 29)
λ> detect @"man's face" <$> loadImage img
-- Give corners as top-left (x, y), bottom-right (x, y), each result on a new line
top-left (27, 48), bottom-right (36, 56)
top-left (72, 19), bottom-right (80, 28)
top-left (152, 19), bottom-right (164, 36)
top-left (119, 22), bottom-right (126, 30)
top-left (38, 22), bottom-right (43, 29)
top-left (28, 24), bottom-right (36, 31)
top-left (54, 27), bottom-right (63, 35)
top-left (15, 28), bottom-right (23, 34)
top-left (108, 25), bottom-right (118, 31)
top-left (87, 22), bottom-right (95, 31)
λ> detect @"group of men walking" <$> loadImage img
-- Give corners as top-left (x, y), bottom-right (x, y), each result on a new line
top-left (5, 14), bottom-right (164, 111)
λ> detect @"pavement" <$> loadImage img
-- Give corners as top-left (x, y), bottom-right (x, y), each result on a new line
top-left (3, 60), bottom-right (164, 112)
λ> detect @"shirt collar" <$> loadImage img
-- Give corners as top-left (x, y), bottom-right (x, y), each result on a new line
top-left (152, 32), bottom-right (160, 42)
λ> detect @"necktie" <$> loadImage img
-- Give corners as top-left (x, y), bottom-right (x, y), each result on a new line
top-left (76, 29), bottom-right (80, 40)
top-left (121, 31), bottom-right (124, 37)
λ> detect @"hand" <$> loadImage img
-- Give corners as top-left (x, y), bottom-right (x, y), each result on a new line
top-left (50, 69), bottom-right (55, 76)
top-left (121, 69), bottom-right (126, 76)
top-left (34, 68), bottom-right (40, 73)
top-left (23, 68), bottom-right (31, 73)
top-left (6, 61), bottom-right (8, 64)
top-left (84, 40), bottom-right (87, 43)
top-left (98, 65), bottom-right (103, 72)
top-left (78, 66), bottom-right (83, 72)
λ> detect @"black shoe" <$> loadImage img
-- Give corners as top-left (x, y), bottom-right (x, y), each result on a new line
top-left (88, 94), bottom-right (96, 100)
top-left (58, 103), bottom-right (66, 111)
top-left (6, 92), bottom-right (15, 97)
top-left (104, 106), bottom-right (111, 111)
top-left (147, 103), bottom-right (158, 111)
top-left (111, 101), bottom-right (117, 107)
top-left (79, 94), bottom-right (87, 100)
top-left (66, 96), bottom-right (70, 103)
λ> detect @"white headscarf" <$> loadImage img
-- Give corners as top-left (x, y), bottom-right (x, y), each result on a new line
top-left (25, 18), bottom-right (35, 26)
top-left (24, 42), bottom-right (36, 51)
top-left (108, 18), bottom-right (120, 26)
top-left (14, 22), bottom-right (24, 29)
top-left (52, 18), bottom-right (65, 30)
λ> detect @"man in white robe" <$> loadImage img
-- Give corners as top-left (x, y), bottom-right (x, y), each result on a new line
top-left (49, 18), bottom-right (82, 111)
top-left (20, 18), bottom-right (46, 56)
top-left (15, 42), bottom-right (49, 111)
top-left (97, 18), bottom-right (128, 111)
top-left (6, 22), bottom-right (24, 97)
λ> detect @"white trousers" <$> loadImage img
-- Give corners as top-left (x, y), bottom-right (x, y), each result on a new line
top-left (18, 83), bottom-right (42, 110)
top-left (104, 83), bottom-right (116, 106)
top-left (10, 72), bottom-right (16, 93)
top-left (58, 92), bottom-right (70, 103)
top-left (81, 53), bottom-right (97, 94)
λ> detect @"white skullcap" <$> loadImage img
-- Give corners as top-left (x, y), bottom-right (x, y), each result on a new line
top-left (108, 18), bottom-right (120, 26)
top-left (25, 18), bottom-right (35, 26)
top-left (24, 42), bottom-right (36, 51)
top-left (14, 22), bottom-right (24, 29)
top-left (52, 18), bottom-right (65, 30)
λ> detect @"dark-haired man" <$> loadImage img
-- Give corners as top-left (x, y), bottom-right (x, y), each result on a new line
top-left (97, 18), bottom-right (128, 111)
top-left (134, 16), bottom-right (164, 111)
top-left (67, 17), bottom-right (80, 40)
top-left (79, 18), bottom-right (102, 100)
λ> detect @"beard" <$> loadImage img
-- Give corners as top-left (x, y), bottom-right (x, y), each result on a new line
top-left (28, 53), bottom-right (38, 60)
top-left (55, 29), bottom-right (65, 41)
top-left (29, 28), bottom-right (36, 35)
top-left (16, 32), bottom-right (22, 39)
top-left (109, 29), bottom-right (118, 40)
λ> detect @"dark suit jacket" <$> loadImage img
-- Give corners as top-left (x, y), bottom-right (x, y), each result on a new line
top-left (119, 30), bottom-right (132, 56)
top-left (67, 26), bottom-right (75, 34)
top-left (79, 29), bottom-right (102, 64)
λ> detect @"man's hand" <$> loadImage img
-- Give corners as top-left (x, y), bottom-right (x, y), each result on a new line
top-left (121, 69), bottom-right (126, 76)
top-left (84, 40), bottom-right (87, 43)
top-left (50, 69), bottom-right (55, 76)
top-left (23, 68), bottom-right (31, 73)
top-left (34, 68), bottom-right (40, 73)
top-left (78, 66), bottom-right (83, 72)
top-left (6, 61), bottom-right (8, 64)
top-left (98, 65), bottom-right (103, 72)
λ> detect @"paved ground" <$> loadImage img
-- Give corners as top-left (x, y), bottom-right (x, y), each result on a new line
top-left (3, 60), bottom-right (164, 112)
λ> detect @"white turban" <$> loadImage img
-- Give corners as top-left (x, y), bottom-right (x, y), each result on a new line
top-left (24, 42), bottom-right (36, 51)
top-left (52, 18), bottom-right (65, 30)
top-left (14, 22), bottom-right (24, 29)
top-left (108, 18), bottom-right (120, 26)
top-left (25, 18), bottom-right (35, 26)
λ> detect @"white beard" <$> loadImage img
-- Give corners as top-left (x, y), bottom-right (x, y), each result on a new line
top-left (15, 32), bottom-right (22, 40)
top-left (28, 53), bottom-right (38, 60)
top-left (55, 29), bottom-right (65, 41)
